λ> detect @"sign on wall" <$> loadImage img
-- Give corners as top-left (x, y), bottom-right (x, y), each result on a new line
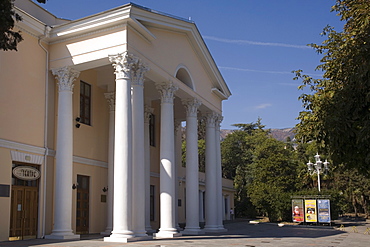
top-left (305, 199), bottom-right (317, 222)
top-left (13, 166), bottom-right (40, 181)
top-left (318, 199), bottom-right (331, 223)
top-left (292, 199), bottom-right (304, 222)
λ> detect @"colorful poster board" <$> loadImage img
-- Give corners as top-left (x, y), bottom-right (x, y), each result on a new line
top-left (292, 199), bottom-right (304, 222)
top-left (318, 199), bottom-right (331, 223)
top-left (305, 199), bottom-right (317, 222)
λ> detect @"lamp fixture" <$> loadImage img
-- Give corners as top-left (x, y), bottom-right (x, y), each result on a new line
top-left (102, 187), bottom-right (108, 192)
top-left (75, 117), bottom-right (81, 128)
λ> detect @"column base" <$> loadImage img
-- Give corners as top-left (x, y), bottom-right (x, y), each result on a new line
top-left (216, 226), bottom-right (228, 232)
top-left (100, 229), bottom-right (112, 236)
top-left (204, 225), bottom-right (225, 232)
top-left (104, 235), bottom-right (151, 243)
top-left (145, 227), bottom-right (156, 234)
top-left (153, 231), bottom-right (182, 239)
top-left (45, 233), bottom-right (80, 240)
top-left (181, 228), bottom-right (205, 235)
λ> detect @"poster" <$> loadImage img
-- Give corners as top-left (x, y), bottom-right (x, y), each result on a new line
top-left (318, 199), bottom-right (331, 223)
top-left (292, 199), bottom-right (304, 222)
top-left (305, 199), bottom-right (317, 222)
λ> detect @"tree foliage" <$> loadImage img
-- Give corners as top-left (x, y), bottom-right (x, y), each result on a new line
top-left (222, 119), bottom-right (299, 221)
top-left (0, 0), bottom-right (46, 51)
top-left (294, 0), bottom-right (370, 173)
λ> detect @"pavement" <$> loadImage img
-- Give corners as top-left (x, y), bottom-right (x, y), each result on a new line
top-left (1, 217), bottom-right (369, 247)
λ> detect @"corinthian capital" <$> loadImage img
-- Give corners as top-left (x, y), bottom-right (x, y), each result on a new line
top-left (52, 66), bottom-right (80, 92)
top-left (215, 114), bottom-right (223, 128)
top-left (156, 81), bottom-right (178, 104)
top-left (204, 112), bottom-right (218, 127)
top-left (108, 52), bottom-right (149, 83)
top-left (104, 92), bottom-right (116, 112)
top-left (182, 98), bottom-right (202, 117)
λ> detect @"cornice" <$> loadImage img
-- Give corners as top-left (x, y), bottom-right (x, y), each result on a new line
top-left (14, 7), bottom-right (47, 38)
top-left (49, 23), bottom-right (128, 45)
top-left (0, 138), bottom-right (46, 155)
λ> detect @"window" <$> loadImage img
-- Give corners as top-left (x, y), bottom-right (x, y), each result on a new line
top-left (80, 81), bottom-right (91, 125)
top-left (149, 114), bottom-right (155, 146)
top-left (150, 185), bottom-right (155, 221)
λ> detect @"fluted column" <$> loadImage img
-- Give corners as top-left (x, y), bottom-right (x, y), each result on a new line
top-left (105, 52), bottom-right (135, 243)
top-left (153, 82), bottom-right (181, 239)
top-left (215, 115), bottom-right (226, 231)
top-left (181, 98), bottom-right (204, 235)
top-left (101, 92), bottom-right (115, 235)
top-left (204, 112), bottom-right (219, 232)
top-left (131, 59), bottom-right (150, 237)
top-left (46, 66), bottom-right (80, 240)
top-left (144, 105), bottom-right (154, 233)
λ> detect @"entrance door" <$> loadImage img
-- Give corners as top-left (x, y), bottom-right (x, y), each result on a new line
top-left (76, 175), bottom-right (89, 234)
top-left (9, 186), bottom-right (38, 240)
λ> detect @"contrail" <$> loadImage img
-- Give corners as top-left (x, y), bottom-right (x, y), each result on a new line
top-left (204, 36), bottom-right (311, 49)
top-left (219, 66), bottom-right (322, 77)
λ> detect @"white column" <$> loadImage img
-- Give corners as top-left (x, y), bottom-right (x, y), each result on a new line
top-left (131, 60), bottom-right (150, 237)
top-left (174, 120), bottom-right (182, 231)
top-left (181, 98), bottom-right (204, 235)
top-left (144, 105), bottom-right (154, 233)
top-left (153, 82), bottom-right (181, 239)
top-left (101, 92), bottom-right (115, 235)
top-left (46, 66), bottom-right (80, 240)
top-left (204, 112), bottom-right (219, 232)
top-left (199, 190), bottom-right (205, 222)
top-left (215, 115), bottom-right (226, 231)
top-left (105, 52), bottom-right (135, 243)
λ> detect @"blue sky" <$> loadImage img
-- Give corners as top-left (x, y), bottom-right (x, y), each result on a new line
top-left (34, 0), bottom-right (343, 129)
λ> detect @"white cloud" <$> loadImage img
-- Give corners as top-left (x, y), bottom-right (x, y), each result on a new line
top-left (255, 103), bottom-right (272, 109)
top-left (204, 36), bottom-right (311, 49)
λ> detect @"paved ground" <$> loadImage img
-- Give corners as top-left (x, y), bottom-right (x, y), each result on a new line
top-left (1, 217), bottom-right (369, 247)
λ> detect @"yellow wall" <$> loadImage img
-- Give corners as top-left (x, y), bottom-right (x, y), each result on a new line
top-left (0, 31), bottom-right (47, 147)
top-left (0, 148), bottom-right (12, 241)
top-left (72, 70), bottom-right (109, 162)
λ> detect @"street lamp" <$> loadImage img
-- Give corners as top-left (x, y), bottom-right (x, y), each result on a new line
top-left (307, 153), bottom-right (329, 192)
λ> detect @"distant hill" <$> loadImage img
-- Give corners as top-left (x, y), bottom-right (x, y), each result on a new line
top-left (269, 128), bottom-right (296, 142)
top-left (220, 128), bottom-right (296, 142)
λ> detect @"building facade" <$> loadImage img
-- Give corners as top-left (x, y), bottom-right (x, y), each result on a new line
top-left (0, 0), bottom-right (233, 243)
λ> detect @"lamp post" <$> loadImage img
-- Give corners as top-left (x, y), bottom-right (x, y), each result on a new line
top-left (307, 153), bottom-right (329, 192)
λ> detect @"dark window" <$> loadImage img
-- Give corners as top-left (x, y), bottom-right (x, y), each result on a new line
top-left (80, 81), bottom-right (91, 125)
top-left (149, 114), bottom-right (155, 147)
top-left (150, 185), bottom-right (155, 221)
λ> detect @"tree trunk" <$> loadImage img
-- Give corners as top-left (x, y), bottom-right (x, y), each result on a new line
top-left (361, 194), bottom-right (368, 219)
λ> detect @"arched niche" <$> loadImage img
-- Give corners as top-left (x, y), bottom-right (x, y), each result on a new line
top-left (175, 66), bottom-right (194, 90)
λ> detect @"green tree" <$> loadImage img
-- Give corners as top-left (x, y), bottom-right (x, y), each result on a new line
top-left (294, 0), bottom-right (370, 173)
top-left (247, 132), bottom-right (299, 222)
top-left (1, 0), bottom-right (46, 51)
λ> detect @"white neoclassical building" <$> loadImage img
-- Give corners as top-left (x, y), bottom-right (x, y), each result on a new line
top-left (0, 0), bottom-right (234, 243)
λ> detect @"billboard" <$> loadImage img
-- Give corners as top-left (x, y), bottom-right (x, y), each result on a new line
top-left (305, 199), bottom-right (317, 222)
top-left (317, 199), bottom-right (331, 223)
top-left (292, 199), bottom-right (304, 222)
